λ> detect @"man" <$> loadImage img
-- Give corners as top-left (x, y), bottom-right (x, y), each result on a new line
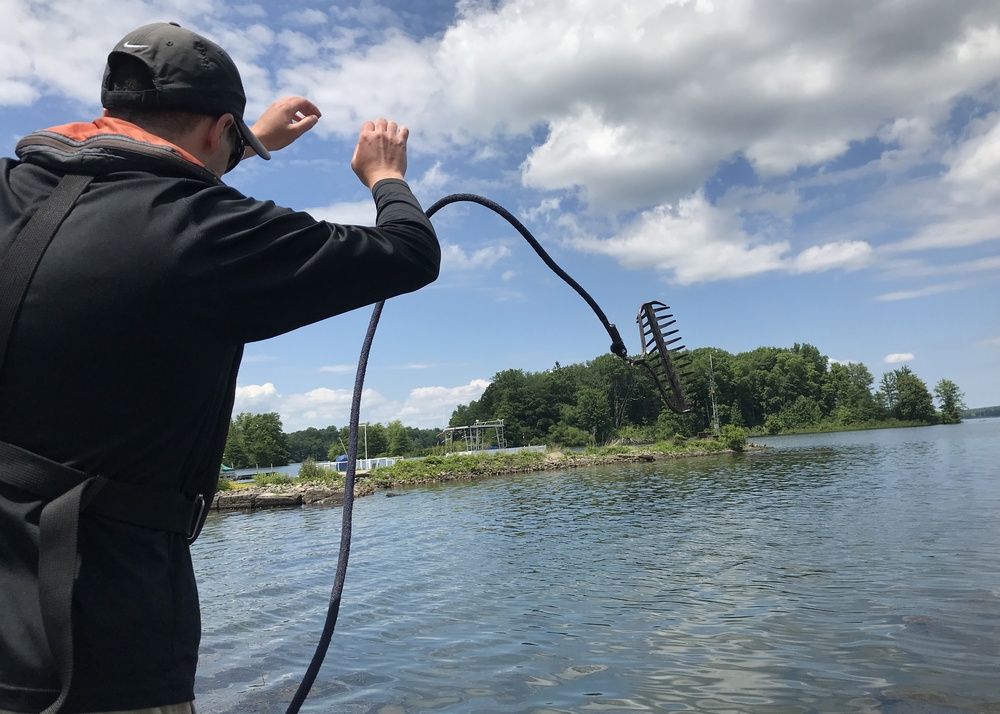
top-left (0, 22), bottom-right (439, 714)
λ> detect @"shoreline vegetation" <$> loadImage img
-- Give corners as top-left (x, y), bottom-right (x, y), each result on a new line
top-left (211, 418), bottom-right (982, 512)
top-left (224, 346), bottom-right (971, 478)
top-left (212, 436), bottom-right (758, 511)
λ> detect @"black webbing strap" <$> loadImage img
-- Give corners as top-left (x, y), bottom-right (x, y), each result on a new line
top-left (0, 443), bottom-right (205, 714)
top-left (0, 441), bottom-right (205, 536)
top-left (0, 174), bottom-right (92, 375)
top-left (0, 173), bottom-right (203, 713)
top-left (0, 173), bottom-right (92, 714)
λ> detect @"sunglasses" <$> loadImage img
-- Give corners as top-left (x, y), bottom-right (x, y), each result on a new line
top-left (226, 124), bottom-right (245, 174)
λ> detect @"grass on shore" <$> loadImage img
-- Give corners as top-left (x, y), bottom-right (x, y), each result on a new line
top-left (756, 418), bottom-right (936, 437)
top-left (218, 438), bottom-right (734, 492)
top-left (366, 438), bottom-right (729, 487)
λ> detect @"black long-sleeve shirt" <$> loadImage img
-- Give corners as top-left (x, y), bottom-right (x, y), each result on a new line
top-left (0, 117), bottom-right (440, 712)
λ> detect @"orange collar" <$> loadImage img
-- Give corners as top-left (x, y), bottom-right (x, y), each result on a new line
top-left (45, 117), bottom-right (207, 169)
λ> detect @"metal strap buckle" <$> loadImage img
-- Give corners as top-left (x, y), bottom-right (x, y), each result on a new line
top-left (187, 493), bottom-right (206, 542)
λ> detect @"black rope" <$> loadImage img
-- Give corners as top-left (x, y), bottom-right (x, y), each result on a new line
top-left (425, 194), bottom-right (629, 360)
top-left (283, 195), bottom-right (627, 712)
top-left (283, 301), bottom-right (382, 713)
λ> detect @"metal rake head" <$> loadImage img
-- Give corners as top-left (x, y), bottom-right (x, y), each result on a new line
top-left (634, 301), bottom-right (693, 414)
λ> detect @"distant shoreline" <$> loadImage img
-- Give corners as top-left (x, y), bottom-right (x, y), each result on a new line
top-left (212, 444), bottom-right (760, 512)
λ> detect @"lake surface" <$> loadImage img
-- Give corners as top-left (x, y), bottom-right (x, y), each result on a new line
top-left (191, 420), bottom-right (1000, 713)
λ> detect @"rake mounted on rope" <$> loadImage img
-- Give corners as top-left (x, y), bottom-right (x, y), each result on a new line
top-left (633, 301), bottom-right (693, 414)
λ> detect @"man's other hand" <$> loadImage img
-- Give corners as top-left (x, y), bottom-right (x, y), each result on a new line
top-left (352, 118), bottom-right (408, 189)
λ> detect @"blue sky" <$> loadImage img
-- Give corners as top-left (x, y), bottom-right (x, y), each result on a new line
top-left (4, 0), bottom-right (998, 430)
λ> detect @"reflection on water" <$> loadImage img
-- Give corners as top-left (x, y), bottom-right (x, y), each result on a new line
top-left (193, 421), bottom-right (1000, 712)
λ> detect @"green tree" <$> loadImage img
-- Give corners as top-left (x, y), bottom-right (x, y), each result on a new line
top-left (547, 422), bottom-right (592, 447)
top-left (362, 422), bottom-right (388, 458)
top-left (228, 412), bottom-right (290, 467)
top-left (327, 427), bottom-right (352, 461)
top-left (572, 386), bottom-right (613, 443)
top-left (386, 419), bottom-right (412, 455)
top-left (405, 426), bottom-right (442, 453)
top-left (877, 370), bottom-right (899, 417)
top-left (222, 420), bottom-right (250, 468)
top-left (880, 367), bottom-right (935, 422)
top-left (719, 424), bottom-right (748, 451)
top-left (934, 379), bottom-right (966, 424)
top-left (588, 354), bottom-right (643, 429)
top-left (824, 362), bottom-right (878, 424)
top-left (286, 425), bottom-right (339, 462)
top-left (776, 394), bottom-right (822, 430)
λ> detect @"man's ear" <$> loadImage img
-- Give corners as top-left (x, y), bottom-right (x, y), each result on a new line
top-left (206, 114), bottom-right (235, 156)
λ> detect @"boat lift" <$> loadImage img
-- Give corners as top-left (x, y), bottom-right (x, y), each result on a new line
top-left (442, 419), bottom-right (507, 453)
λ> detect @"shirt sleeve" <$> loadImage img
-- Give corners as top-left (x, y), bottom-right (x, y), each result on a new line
top-left (184, 178), bottom-right (441, 343)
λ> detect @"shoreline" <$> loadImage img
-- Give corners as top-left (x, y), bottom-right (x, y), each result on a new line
top-left (212, 445), bottom-right (762, 512)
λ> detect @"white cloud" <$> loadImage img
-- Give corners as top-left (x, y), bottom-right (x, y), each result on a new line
top-left (886, 217), bottom-right (1000, 253)
top-left (520, 106), bottom-right (718, 211)
top-left (522, 197), bottom-right (563, 222)
top-left (284, 9), bottom-right (327, 26)
top-left (441, 242), bottom-right (511, 271)
top-left (429, 1), bottom-right (1000, 210)
top-left (280, 386), bottom-right (387, 430)
top-left (319, 364), bottom-right (357, 374)
top-left (0, 79), bottom-right (38, 105)
top-left (240, 4), bottom-right (267, 19)
top-left (794, 241), bottom-right (874, 273)
top-left (236, 378), bottom-right (491, 431)
top-left (884, 353), bottom-right (915, 364)
top-left (572, 192), bottom-right (789, 285)
top-left (233, 382), bottom-right (281, 412)
top-left (471, 145), bottom-right (503, 162)
top-left (718, 187), bottom-right (801, 218)
top-left (876, 280), bottom-right (976, 302)
top-left (240, 353), bottom-right (278, 364)
top-left (7, 0), bottom-right (1000, 225)
top-left (876, 115), bottom-right (941, 170)
top-left (391, 380), bottom-right (491, 427)
top-left (303, 199), bottom-right (376, 225)
top-left (412, 161), bottom-right (450, 195)
top-left (944, 112), bottom-right (1000, 207)
top-left (275, 30), bottom-right (441, 140)
top-left (275, 30), bottom-right (324, 62)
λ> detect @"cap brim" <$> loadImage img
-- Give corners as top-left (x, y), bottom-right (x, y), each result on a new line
top-left (237, 117), bottom-right (270, 161)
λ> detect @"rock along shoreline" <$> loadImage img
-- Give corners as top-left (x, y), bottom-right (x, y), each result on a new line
top-left (211, 446), bottom-right (763, 513)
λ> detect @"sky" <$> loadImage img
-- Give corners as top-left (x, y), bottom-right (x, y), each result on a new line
top-left (3, 0), bottom-right (999, 431)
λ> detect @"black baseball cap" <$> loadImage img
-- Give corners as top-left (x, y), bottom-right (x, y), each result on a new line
top-left (101, 22), bottom-right (270, 161)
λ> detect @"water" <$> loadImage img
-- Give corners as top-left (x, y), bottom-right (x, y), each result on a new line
top-left (192, 420), bottom-right (1000, 713)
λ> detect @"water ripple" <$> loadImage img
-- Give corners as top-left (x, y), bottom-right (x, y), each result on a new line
top-left (193, 421), bottom-right (1000, 712)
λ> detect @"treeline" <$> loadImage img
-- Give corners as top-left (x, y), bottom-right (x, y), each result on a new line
top-left (451, 344), bottom-right (967, 447)
top-left (222, 342), bottom-right (968, 468)
top-left (963, 405), bottom-right (1000, 419)
top-left (222, 413), bottom-right (441, 469)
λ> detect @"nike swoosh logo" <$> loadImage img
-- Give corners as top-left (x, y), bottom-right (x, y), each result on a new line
top-left (123, 42), bottom-right (149, 49)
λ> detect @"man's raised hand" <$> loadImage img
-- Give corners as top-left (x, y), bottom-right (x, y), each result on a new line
top-left (352, 118), bottom-right (408, 189)
top-left (249, 96), bottom-right (322, 155)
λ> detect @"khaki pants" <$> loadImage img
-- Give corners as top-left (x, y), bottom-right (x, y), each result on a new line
top-left (0, 705), bottom-right (194, 714)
